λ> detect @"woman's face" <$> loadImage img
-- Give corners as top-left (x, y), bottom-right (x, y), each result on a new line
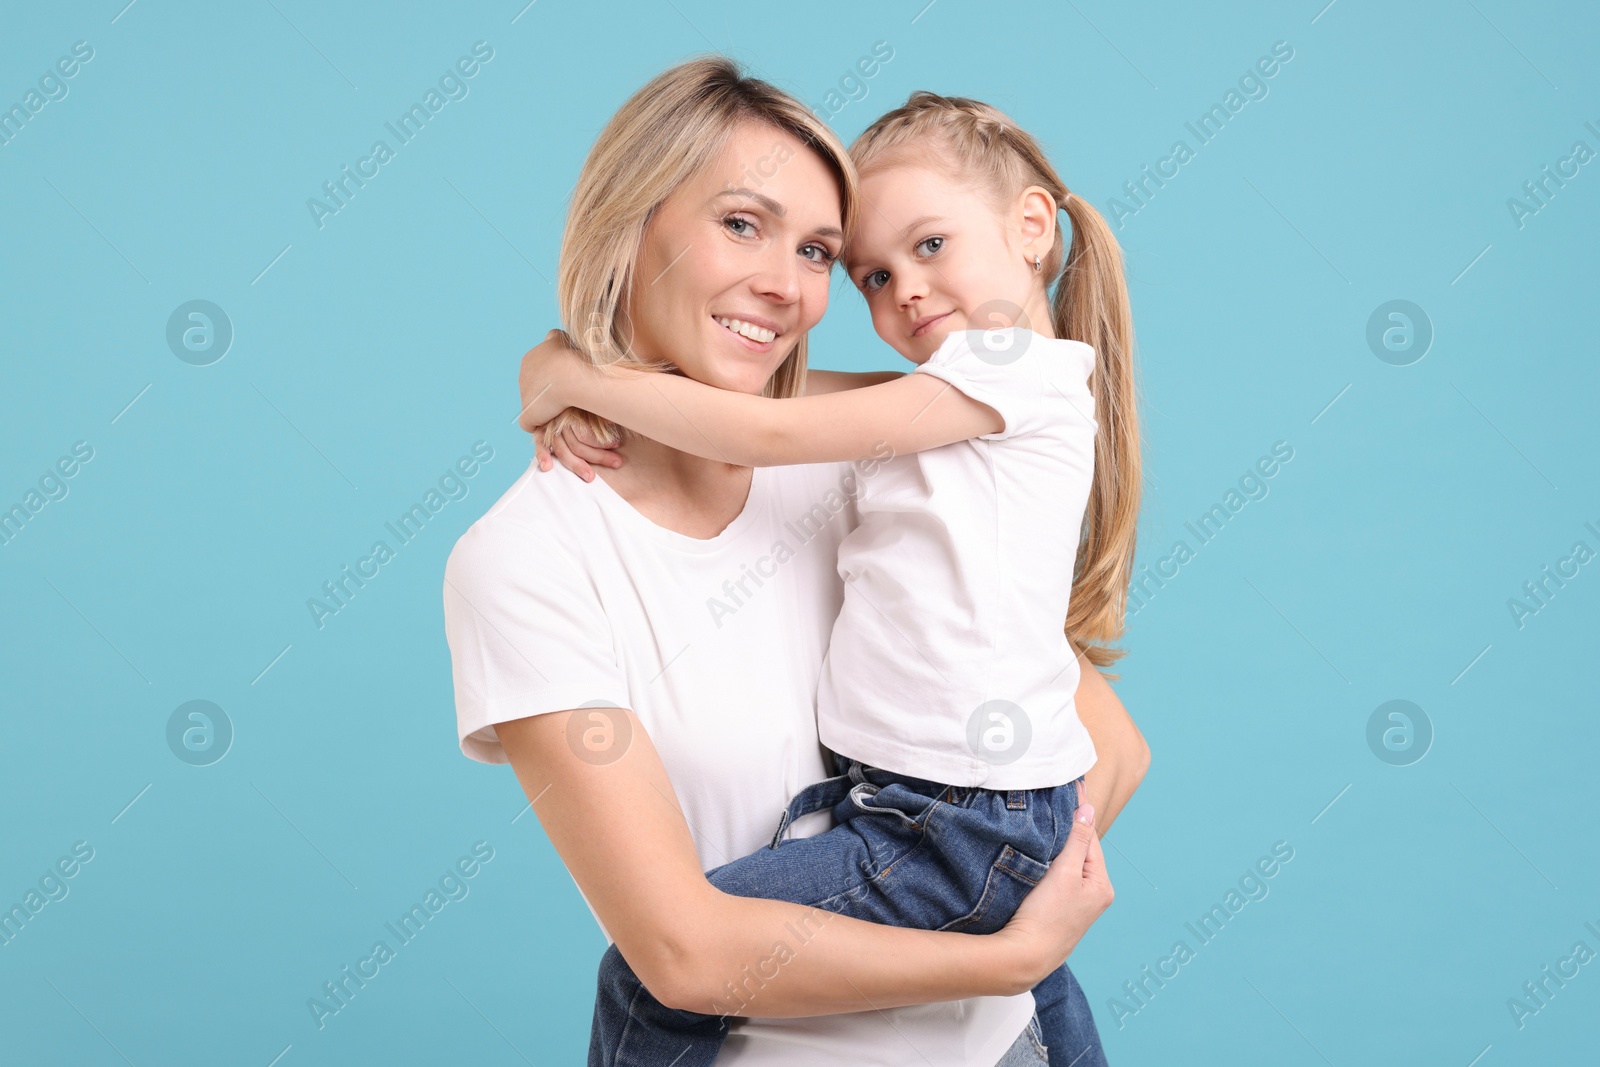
top-left (624, 122), bottom-right (845, 394)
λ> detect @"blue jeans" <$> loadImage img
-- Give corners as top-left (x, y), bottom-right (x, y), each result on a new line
top-left (995, 1014), bottom-right (1051, 1066)
top-left (589, 753), bottom-right (1108, 1067)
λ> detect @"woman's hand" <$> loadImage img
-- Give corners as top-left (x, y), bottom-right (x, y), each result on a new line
top-left (998, 802), bottom-right (1114, 987)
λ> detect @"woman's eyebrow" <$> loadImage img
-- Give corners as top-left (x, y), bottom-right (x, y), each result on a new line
top-left (715, 187), bottom-right (786, 216)
top-left (712, 188), bottom-right (844, 240)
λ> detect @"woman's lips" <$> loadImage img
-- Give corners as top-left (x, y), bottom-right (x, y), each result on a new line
top-left (714, 316), bottom-right (778, 352)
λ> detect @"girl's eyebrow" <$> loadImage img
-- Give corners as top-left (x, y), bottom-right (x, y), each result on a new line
top-left (844, 211), bottom-right (945, 270)
top-left (710, 188), bottom-right (844, 240)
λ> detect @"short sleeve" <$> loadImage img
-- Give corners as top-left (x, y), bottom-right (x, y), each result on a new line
top-left (442, 518), bottom-right (628, 764)
top-left (912, 327), bottom-right (1047, 441)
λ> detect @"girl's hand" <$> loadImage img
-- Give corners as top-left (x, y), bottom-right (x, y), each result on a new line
top-left (532, 408), bottom-right (624, 481)
top-left (998, 803), bottom-right (1114, 985)
top-left (517, 329), bottom-right (593, 433)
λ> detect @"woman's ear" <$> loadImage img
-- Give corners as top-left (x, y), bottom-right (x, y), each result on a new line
top-left (1017, 185), bottom-right (1058, 265)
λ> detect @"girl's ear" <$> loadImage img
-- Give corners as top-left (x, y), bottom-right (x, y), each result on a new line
top-left (1017, 185), bottom-right (1058, 264)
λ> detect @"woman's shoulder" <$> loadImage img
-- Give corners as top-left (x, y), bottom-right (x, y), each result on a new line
top-left (445, 457), bottom-right (594, 585)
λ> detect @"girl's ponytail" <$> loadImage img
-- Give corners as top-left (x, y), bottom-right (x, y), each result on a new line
top-left (1055, 194), bottom-right (1140, 670)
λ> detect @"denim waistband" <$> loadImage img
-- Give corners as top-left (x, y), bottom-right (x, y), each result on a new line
top-left (766, 754), bottom-right (1085, 849)
top-left (767, 767), bottom-right (855, 848)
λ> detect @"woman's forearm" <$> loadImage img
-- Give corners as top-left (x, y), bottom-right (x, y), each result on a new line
top-left (664, 654), bottom-right (1136, 1016)
top-left (658, 888), bottom-right (1044, 1016)
top-left (653, 660), bottom-right (1141, 1017)
top-left (664, 796), bottom-right (1112, 1016)
top-left (1072, 644), bottom-right (1150, 834)
top-left (495, 708), bottom-right (1057, 1022)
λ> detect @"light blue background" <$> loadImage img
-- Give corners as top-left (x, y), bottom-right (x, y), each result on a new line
top-left (2, 1), bottom-right (1596, 1064)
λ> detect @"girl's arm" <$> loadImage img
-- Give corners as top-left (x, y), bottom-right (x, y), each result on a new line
top-left (514, 346), bottom-right (902, 478)
top-left (522, 334), bottom-right (999, 467)
top-left (581, 364), bottom-right (996, 467)
top-left (803, 368), bottom-right (905, 395)
top-left (493, 704), bottom-right (1110, 1017)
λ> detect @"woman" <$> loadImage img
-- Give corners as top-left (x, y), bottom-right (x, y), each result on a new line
top-left (442, 56), bottom-right (1149, 1066)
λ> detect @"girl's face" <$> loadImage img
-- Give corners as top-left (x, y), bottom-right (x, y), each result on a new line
top-left (847, 161), bottom-right (1050, 364)
top-left (624, 122), bottom-right (845, 394)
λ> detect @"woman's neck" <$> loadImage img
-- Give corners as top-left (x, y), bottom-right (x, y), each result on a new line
top-left (597, 431), bottom-right (756, 540)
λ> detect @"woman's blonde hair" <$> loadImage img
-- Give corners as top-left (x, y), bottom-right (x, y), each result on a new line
top-left (546, 55), bottom-right (859, 450)
top-left (851, 92), bottom-right (1143, 671)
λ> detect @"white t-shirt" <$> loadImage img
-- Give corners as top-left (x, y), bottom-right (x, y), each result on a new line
top-left (818, 328), bottom-right (1100, 790)
top-left (442, 456), bottom-right (1034, 1066)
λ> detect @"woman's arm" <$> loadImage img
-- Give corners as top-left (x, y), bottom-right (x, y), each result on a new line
top-left (494, 706), bottom-right (1109, 1017)
top-left (522, 335), bottom-right (999, 467)
top-left (1070, 642), bottom-right (1151, 834)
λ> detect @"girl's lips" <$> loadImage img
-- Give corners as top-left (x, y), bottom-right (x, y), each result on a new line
top-left (912, 311), bottom-right (952, 337)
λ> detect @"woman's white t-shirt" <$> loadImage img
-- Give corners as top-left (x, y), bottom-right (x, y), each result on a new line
top-left (442, 456), bottom-right (1035, 1066)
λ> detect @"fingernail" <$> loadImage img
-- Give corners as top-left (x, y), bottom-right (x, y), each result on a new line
top-left (1076, 803), bottom-right (1095, 824)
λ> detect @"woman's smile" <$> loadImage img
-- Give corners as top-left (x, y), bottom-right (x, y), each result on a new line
top-left (713, 313), bottom-right (782, 352)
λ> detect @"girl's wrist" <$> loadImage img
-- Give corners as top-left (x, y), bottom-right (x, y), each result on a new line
top-left (560, 356), bottom-right (610, 411)
top-left (575, 359), bottom-right (652, 419)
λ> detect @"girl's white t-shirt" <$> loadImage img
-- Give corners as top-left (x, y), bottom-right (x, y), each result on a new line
top-left (442, 456), bottom-right (1035, 1066)
top-left (818, 328), bottom-right (1100, 790)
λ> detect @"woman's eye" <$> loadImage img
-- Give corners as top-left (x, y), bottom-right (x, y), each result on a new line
top-left (800, 243), bottom-right (837, 265)
top-left (724, 215), bottom-right (755, 237)
top-left (916, 236), bottom-right (944, 257)
top-left (860, 269), bottom-right (890, 292)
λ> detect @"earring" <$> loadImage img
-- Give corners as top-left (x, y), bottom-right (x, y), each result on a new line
top-left (1033, 254), bottom-right (1041, 272)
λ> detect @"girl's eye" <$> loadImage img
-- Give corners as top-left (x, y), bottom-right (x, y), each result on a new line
top-left (916, 235), bottom-right (944, 257)
top-left (860, 269), bottom-right (890, 292)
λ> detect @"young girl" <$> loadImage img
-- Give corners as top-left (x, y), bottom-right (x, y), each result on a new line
top-left (521, 92), bottom-right (1139, 1067)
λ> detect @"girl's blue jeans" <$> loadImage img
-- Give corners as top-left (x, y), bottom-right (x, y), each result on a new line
top-left (588, 752), bottom-right (1108, 1067)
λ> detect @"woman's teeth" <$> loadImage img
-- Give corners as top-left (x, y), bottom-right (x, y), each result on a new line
top-left (716, 317), bottom-right (777, 344)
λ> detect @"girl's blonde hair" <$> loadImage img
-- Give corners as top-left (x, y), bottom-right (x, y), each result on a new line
top-left (545, 56), bottom-right (859, 450)
top-left (851, 92), bottom-right (1142, 671)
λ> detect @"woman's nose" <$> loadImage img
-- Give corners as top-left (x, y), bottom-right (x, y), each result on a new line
top-left (750, 250), bottom-right (801, 303)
